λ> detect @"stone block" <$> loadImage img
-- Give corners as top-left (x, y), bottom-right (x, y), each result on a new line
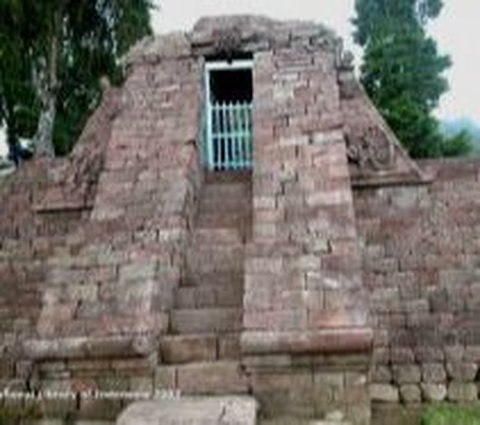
top-left (464, 345), bottom-right (480, 362)
top-left (246, 257), bottom-right (283, 274)
top-left (414, 346), bottom-right (444, 362)
top-left (77, 398), bottom-right (124, 421)
top-left (421, 363), bottom-right (446, 384)
top-left (446, 362), bottom-right (478, 381)
top-left (399, 384), bottom-right (421, 403)
top-left (170, 308), bottom-right (242, 333)
top-left (389, 348), bottom-right (415, 364)
top-left (218, 334), bottom-right (241, 359)
top-left (392, 365), bottom-right (420, 384)
top-left (444, 345), bottom-right (464, 362)
top-left (370, 365), bottom-right (392, 383)
top-left (176, 361), bottom-right (249, 395)
top-left (117, 397), bottom-right (257, 425)
top-left (447, 382), bottom-right (478, 402)
top-left (244, 309), bottom-right (307, 331)
top-left (314, 372), bottom-right (345, 393)
top-left (119, 262), bottom-right (156, 282)
top-left (421, 383), bottom-right (447, 402)
top-left (371, 402), bottom-right (422, 425)
top-left (154, 366), bottom-right (177, 390)
top-left (324, 409), bottom-right (346, 422)
top-left (370, 384), bottom-right (399, 402)
top-left (159, 335), bottom-right (217, 364)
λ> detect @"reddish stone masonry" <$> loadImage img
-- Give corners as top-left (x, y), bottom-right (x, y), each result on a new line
top-left (0, 15), bottom-right (478, 425)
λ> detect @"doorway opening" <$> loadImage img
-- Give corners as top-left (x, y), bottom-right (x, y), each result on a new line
top-left (203, 60), bottom-right (253, 171)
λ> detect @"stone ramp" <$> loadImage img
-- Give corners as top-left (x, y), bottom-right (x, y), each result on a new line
top-left (116, 396), bottom-right (257, 425)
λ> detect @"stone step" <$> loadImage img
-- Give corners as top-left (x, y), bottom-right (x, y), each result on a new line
top-left (204, 170), bottom-right (252, 184)
top-left (159, 333), bottom-right (240, 364)
top-left (195, 214), bottom-right (250, 232)
top-left (199, 187), bottom-right (250, 201)
top-left (160, 334), bottom-right (217, 364)
top-left (196, 200), bottom-right (251, 217)
top-left (186, 245), bottom-right (245, 273)
top-left (155, 360), bottom-right (249, 395)
top-left (182, 271), bottom-right (244, 288)
top-left (192, 228), bottom-right (243, 245)
top-left (202, 182), bottom-right (251, 198)
top-left (175, 284), bottom-right (243, 309)
top-left (170, 308), bottom-right (243, 334)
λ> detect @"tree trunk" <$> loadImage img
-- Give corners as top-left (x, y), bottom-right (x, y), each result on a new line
top-left (33, 10), bottom-right (60, 158)
top-left (34, 92), bottom-right (56, 157)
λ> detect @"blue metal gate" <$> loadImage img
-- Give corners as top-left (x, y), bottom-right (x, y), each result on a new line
top-left (204, 60), bottom-right (253, 171)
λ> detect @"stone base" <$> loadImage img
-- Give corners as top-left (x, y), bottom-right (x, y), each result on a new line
top-left (245, 354), bottom-right (371, 425)
top-left (116, 397), bottom-right (257, 425)
top-left (242, 329), bottom-right (373, 355)
top-left (23, 335), bottom-right (156, 360)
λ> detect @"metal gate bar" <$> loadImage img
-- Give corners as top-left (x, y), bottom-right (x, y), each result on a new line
top-left (207, 101), bottom-right (253, 171)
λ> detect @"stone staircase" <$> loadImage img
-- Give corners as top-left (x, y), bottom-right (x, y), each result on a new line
top-left (157, 171), bottom-right (252, 394)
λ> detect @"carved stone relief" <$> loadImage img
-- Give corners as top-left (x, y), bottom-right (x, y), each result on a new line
top-left (346, 126), bottom-right (395, 171)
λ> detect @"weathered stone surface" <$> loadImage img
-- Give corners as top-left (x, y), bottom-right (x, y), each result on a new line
top-left (421, 363), bottom-right (446, 384)
top-left (177, 361), bottom-right (249, 395)
top-left (399, 384), bottom-right (421, 403)
top-left (421, 384), bottom-right (447, 402)
top-left (159, 335), bottom-right (217, 364)
top-left (116, 397), bottom-right (257, 425)
top-left (324, 410), bottom-right (346, 422)
top-left (370, 384), bottom-right (399, 402)
top-left (447, 382), bottom-right (478, 402)
top-left (446, 362), bottom-right (478, 382)
top-left (392, 365), bottom-right (421, 384)
top-left (4, 13), bottom-right (480, 425)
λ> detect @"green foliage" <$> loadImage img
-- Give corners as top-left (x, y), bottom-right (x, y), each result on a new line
top-left (0, 1), bottom-right (39, 147)
top-left (442, 118), bottom-right (480, 155)
top-left (440, 129), bottom-right (474, 157)
top-left (0, 0), bottom-right (154, 156)
top-left (353, 0), bottom-right (444, 45)
top-left (353, 0), bottom-right (470, 158)
top-left (421, 403), bottom-right (480, 425)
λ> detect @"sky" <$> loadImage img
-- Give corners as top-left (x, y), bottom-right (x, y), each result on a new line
top-left (1, 1), bottom-right (478, 157)
top-left (152, 0), bottom-right (480, 124)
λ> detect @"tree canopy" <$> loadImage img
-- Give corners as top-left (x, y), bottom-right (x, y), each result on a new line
top-left (0, 0), bottom-right (153, 158)
top-left (353, 0), bottom-right (472, 158)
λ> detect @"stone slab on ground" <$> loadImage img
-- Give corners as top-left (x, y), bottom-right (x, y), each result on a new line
top-left (34, 419), bottom-right (114, 425)
top-left (260, 419), bottom-right (351, 425)
top-left (116, 396), bottom-right (257, 425)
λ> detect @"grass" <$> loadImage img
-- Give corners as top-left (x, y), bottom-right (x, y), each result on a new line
top-left (421, 403), bottom-right (480, 425)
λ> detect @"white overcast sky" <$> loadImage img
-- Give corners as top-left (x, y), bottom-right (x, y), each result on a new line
top-left (1, 1), bottom-right (478, 157)
top-left (152, 0), bottom-right (480, 124)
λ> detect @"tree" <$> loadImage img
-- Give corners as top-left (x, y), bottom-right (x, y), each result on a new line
top-left (353, 0), bottom-right (470, 157)
top-left (439, 129), bottom-right (473, 158)
top-left (0, 0), bottom-right (153, 159)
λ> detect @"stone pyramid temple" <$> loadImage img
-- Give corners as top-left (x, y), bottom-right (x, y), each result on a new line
top-left (2, 15), bottom-right (480, 425)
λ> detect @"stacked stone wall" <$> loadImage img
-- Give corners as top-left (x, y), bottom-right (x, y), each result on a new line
top-left (243, 45), bottom-right (370, 357)
top-left (354, 159), bottom-right (480, 404)
top-left (0, 57), bottom-right (203, 422)
top-left (241, 44), bottom-right (371, 425)
top-left (2, 15), bottom-right (480, 425)
top-left (26, 57), bottom-right (203, 364)
top-left (0, 88), bottom-right (119, 386)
